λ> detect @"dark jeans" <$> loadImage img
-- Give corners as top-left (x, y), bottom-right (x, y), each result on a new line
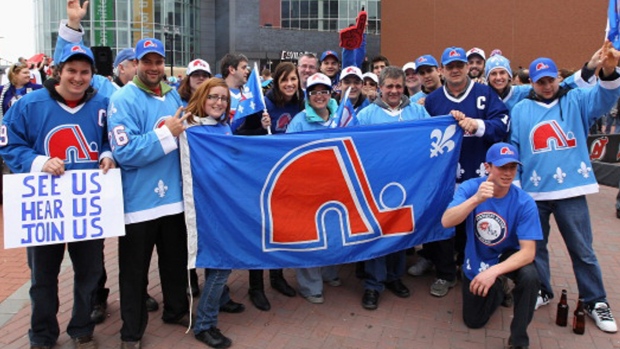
top-left (118, 213), bottom-right (189, 342)
top-left (462, 261), bottom-right (539, 347)
top-left (28, 239), bottom-right (104, 347)
top-left (418, 237), bottom-right (457, 282)
top-left (363, 250), bottom-right (406, 291)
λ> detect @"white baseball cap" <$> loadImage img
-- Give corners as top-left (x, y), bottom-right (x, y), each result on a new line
top-left (403, 62), bottom-right (417, 73)
top-left (339, 66), bottom-right (363, 81)
top-left (306, 73), bottom-right (333, 90)
top-left (362, 72), bottom-right (379, 84)
top-left (186, 59), bottom-right (212, 76)
top-left (466, 47), bottom-right (486, 61)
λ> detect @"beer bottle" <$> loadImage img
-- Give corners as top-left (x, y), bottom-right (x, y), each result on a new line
top-left (556, 289), bottom-right (569, 326)
top-left (573, 298), bottom-right (585, 335)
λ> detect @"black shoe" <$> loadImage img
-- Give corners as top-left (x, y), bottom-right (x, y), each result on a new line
top-left (270, 276), bottom-right (296, 297)
top-left (90, 303), bottom-right (107, 324)
top-left (195, 327), bottom-right (232, 349)
top-left (362, 289), bottom-right (379, 310)
top-left (219, 299), bottom-right (245, 313)
top-left (385, 279), bottom-right (410, 298)
top-left (248, 289), bottom-right (271, 311)
top-left (145, 295), bottom-right (159, 312)
top-left (164, 313), bottom-right (192, 328)
top-left (616, 208), bottom-right (620, 219)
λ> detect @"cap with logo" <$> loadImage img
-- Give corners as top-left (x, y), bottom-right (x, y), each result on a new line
top-left (113, 48), bottom-right (136, 68)
top-left (186, 59), bottom-right (212, 76)
top-left (485, 55), bottom-right (513, 80)
top-left (135, 38), bottom-right (165, 60)
top-left (466, 47), bottom-right (486, 61)
top-left (402, 62), bottom-right (417, 73)
top-left (320, 50), bottom-right (339, 62)
top-left (306, 72), bottom-right (333, 91)
top-left (414, 55), bottom-right (439, 72)
top-left (362, 72), bottom-right (379, 85)
top-left (486, 142), bottom-right (522, 166)
top-left (59, 44), bottom-right (95, 64)
top-left (339, 66), bottom-right (363, 82)
top-left (441, 47), bottom-right (468, 66)
top-left (529, 58), bottom-right (558, 83)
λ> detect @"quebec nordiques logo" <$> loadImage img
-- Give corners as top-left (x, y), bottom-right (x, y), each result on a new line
top-left (535, 62), bottom-right (549, 71)
top-left (475, 211), bottom-right (507, 246)
top-left (143, 40), bottom-right (157, 48)
top-left (417, 57), bottom-right (427, 63)
top-left (71, 45), bottom-right (86, 53)
top-left (449, 50), bottom-right (460, 57)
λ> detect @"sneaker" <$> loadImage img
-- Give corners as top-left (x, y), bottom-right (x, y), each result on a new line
top-left (304, 294), bottom-right (324, 304)
top-left (586, 302), bottom-right (618, 333)
top-left (361, 289), bottom-right (379, 310)
top-left (534, 290), bottom-right (550, 310)
top-left (73, 335), bottom-right (97, 349)
top-left (430, 278), bottom-right (456, 297)
top-left (498, 275), bottom-right (514, 307)
top-left (325, 278), bottom-right (342, 287)
top-left (408, 257), bottom-right (433, 276)
top-left (120, 341), bottom-right (141, 349)
top-left (195, 327), bottom-right (232, 349)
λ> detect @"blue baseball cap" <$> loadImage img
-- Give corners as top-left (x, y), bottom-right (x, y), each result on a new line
top-left (320, 50), bottom-right (339, 62)
top-left (135, 38), bottom-right (165, 60)
top-left (113, 48), bottom-right (136, 68)
top-left (59, 44), bottom-right (95, 64)
top-left (441, 47), bottom-right (467, 66)
top-left (414, 54), bottom-right (439, 72)
top-left (486, 142), bottom-right (521, 166)
top-left (530, 57), bottom-right (558, 82)
top-left (529, 57), bottom-right (558, 83)
top-left (485, 55), bottom-right (512, 80)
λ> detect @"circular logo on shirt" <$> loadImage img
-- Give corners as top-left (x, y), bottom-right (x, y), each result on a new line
top-left (474, 211), bottom-right (507, 246)
top-left (276, 113), bottom-right (292, 132)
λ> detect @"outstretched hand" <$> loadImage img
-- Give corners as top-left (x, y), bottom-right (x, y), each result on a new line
top-left (67, 0), bottom-right (89, 29)
top-left (601, 40), bottom-right (620, 77)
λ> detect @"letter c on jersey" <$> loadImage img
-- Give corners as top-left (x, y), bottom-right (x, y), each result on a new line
top-left (261, 138), bottom-right (415, 252)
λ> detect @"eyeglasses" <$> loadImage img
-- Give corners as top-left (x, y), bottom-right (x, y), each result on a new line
top-left (207, 94), bottom-right (228, 103)
top-left (308, 90), bottom-right (330, 96)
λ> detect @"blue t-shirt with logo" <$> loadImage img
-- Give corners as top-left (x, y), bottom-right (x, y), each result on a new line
top-left (448, 176), bottom-right (543, 280)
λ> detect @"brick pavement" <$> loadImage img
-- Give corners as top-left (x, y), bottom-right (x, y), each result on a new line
top-left (1, 186), bottom-right (620, 349)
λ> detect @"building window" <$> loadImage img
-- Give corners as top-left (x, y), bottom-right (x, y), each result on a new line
top-left (280, 0), bottom-right (380, 33)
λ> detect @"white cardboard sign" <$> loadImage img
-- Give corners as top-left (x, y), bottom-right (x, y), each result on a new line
top-left (3, 169), bottom-right (126, 248)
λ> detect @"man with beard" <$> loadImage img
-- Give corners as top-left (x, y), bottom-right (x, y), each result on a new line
top-left (467, 47), bottom-right (486, 82)
top-left (107, 38), bottom-right (191, 348)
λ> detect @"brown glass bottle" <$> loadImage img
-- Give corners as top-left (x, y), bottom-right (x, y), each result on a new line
top-left (573, 298), bottom-right (585, 335)
top-left (556, 289), bottom-right (569, 326)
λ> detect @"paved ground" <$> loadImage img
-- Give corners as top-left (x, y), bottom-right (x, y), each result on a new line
top-left (1, 186), bottom-right (619, 349)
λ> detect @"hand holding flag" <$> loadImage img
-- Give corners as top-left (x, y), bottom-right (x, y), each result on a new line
top-left (607, 0), bottom-right (620, 49)
top-left (235, 62), bottom-right (267, 123)
top-left (330, 87), bottom-right (358, 128)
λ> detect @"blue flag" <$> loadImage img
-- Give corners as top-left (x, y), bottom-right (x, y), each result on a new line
top-left (183, 116), bottom-right (462, 269)
top-left (608, 0), bottom-right (620, 49)
top-left (330, 87), bottom-right (358, 128)
top-left (234, 62), bottom-right (266, 122)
